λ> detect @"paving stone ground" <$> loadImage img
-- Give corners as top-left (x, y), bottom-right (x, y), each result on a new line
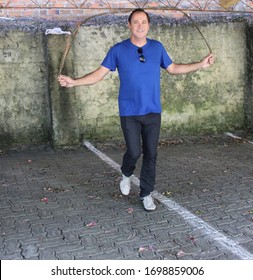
top-left (0, 134), bottom-right (253, 260)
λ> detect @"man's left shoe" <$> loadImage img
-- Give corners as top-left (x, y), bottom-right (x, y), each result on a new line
top-left (141, 195), bottom-right (156, 211)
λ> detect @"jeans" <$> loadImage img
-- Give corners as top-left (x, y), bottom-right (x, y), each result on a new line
top-left (120, 113), bottom-right (161, 198)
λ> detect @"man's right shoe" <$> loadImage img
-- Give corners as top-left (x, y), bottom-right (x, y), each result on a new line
top-left (120, 174), bottom-right (131, 195)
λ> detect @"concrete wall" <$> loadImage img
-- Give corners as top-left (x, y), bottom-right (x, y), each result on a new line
top-left (0, 15), bottom-right (253, 147)
top-left (0, 21), bottom-right (51, 148)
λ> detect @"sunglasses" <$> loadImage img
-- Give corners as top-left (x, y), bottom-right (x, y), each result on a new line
top-left (137, 48), bottom-right (145, 63)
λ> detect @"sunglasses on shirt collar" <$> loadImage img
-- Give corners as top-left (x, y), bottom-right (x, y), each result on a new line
top-left (137, 48), bottom-right (145, 63)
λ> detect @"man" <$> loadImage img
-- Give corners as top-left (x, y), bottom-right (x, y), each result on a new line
top-left (58, 8), bottom-right (214, 211)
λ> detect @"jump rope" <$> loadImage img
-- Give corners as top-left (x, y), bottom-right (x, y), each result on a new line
top-left (58, 6), bottom-right (214, 76)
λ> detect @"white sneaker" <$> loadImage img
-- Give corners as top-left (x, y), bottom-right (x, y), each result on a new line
top-left (120, 174), bottom-right (131, 195)
top-left (141, 195), bottom-right (156, 211)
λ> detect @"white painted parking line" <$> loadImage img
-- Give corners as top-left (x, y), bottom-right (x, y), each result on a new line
top-left (225, 132), bottom-right (253, 144)
top-left (83, 140), bottom-right (253, 260)
top-left (152, 191), bottom-right (253, 260)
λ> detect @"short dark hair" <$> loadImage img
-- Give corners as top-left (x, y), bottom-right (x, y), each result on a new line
top-left (128, 8), bottom-right (150, 23)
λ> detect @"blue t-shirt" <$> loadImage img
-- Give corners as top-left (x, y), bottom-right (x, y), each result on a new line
top-left (101, 38), bottom-right (173, 116)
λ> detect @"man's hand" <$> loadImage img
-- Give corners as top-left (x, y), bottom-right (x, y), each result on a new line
top-left (201, 53), bottom-right (215, 68)
top-left (58, 75), bottom-right (75, 88)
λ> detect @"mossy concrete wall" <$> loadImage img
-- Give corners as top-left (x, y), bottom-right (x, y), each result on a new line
top-left (0, 16), bottom-right (253, 147)
top-left (0, 22), bottom-right (51, 147)
top-left (160, 21), bottom-right (247, 136)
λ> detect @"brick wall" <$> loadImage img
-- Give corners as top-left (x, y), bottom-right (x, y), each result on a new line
top-left (0, 0), bottom-right (252, 20)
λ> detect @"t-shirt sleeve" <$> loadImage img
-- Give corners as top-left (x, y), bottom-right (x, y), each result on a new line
top-left (101, 45), bottom-right (117, 71)
top-left (160, 44), bottom-right (173, 69)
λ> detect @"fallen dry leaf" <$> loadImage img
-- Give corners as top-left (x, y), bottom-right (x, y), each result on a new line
top-left (41, 197), bottom-right (49, 203)
top-left (138, 245), bottom-right (155, 252)
top-left (86, 221), bottom-right (97, 228)
top-left (177, 250), bottom-right (185, 257)
top-left (126, 207), bottom-right (134, 214)
top-left (138, 246), bottom-right (149, 252)
top-left (162, 191), bottom-right (172, 197)
top-left (88, 195), bottom-right (101, 199)
top-left (44, 187), bottom-right (53, 192)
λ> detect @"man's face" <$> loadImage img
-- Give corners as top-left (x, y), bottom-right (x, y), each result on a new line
top-left (128, 11), bottom-right (150, 39)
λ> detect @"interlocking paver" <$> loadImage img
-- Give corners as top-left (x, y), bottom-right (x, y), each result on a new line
top-left (39, 248), bottom-right (57, 260)
top-left (1, 134), bottom-right (253, 260)
top-left (21, 243), bottom-right (39, 259)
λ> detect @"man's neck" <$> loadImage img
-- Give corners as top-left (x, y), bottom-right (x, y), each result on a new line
top-left (130, 37), bottom-right (147, 47)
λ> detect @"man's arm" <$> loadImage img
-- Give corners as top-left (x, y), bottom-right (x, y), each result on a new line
top-left (166, 53), bottom-right (214, 75)
top-left (58, 65), bottom-right (110, 88)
